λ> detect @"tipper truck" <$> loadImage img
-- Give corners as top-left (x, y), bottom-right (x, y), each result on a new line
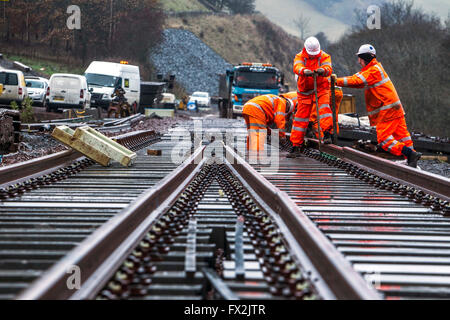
top-left (218, 62), bottom-right (285, 118)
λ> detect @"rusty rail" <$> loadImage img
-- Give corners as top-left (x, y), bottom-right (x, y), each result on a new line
top-left (17, 146), bottom-right (206, 300)
top-left (307, 139), bottom-right (450, 202)
top-left (224, 144), bottom-right (381, 300)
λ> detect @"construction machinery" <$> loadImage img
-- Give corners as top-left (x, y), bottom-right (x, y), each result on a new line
top-left (218, 62), bottom-right (286, 118)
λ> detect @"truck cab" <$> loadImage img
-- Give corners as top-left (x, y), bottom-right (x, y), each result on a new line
top-left (222, 63), bottom-right (281, 118)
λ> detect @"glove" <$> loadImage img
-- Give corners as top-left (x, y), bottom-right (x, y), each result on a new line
top-left (331, 74), bottom-right (337, 81)
top-left (303, 69), bottom-right (313, 76)
top-left (316, 68), bottom-right (325, 75)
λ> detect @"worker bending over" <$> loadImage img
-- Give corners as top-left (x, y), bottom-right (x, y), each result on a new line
top-left (333, 44), bottom-right (421, 167)
top-left (242, 94), bottom-right (294, 152)
top-left (289, 36), bottom-right (334, 158)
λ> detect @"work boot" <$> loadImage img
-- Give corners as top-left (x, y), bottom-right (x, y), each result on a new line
top-left (323, 131), bottom-right (333, 144)
top-left (287, 144), bottom-right (305, 158)
top-left (407, 150), bottom-right (422, 168)
top-left (402, 146), bottom-right (422, 168)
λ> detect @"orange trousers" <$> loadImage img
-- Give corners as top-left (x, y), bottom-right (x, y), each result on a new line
top-left (291, 91), bottom-right (332, 146)
top-left (309, 88), bottom-right (343, 138)
top-left (377, 116), bottom-right (414, 156)
top-left (243, 114), bottom-right (267, 151)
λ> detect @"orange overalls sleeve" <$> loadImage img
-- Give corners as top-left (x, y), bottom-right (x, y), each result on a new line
top-left (336, 68), bottom-right (375, 88)
top-left (274, 101), bottom-right (287, 138)
top-left (318, 54), bottom-right (332, 77)
top-left (293, 53), bottom-right (307, 76)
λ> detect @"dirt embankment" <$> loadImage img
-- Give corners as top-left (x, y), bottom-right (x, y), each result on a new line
top-left (165, 13), bottom-right (303, 89)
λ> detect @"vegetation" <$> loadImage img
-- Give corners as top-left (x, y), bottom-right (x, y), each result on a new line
top-left (0, 0), bottom-right (165, 65)
top-left (166, 13), bottom-right (302, 89)
top-left (10, 97), bottom-right (34, 123)
top-left (6, 55), bottom-right (84, 78)
top-left (329, 0), bottom-right (449, 137)
top-left (162, 0), bottom-right (209, 12)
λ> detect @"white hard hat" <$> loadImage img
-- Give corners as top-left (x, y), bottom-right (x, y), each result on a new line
top-left (356, 44), bottom-right (376, 56)
top-left (304, 36), bottom-right (321, 56)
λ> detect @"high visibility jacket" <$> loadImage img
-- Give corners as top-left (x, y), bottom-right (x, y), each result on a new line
top-left (280, 91), bottom-right (298, 110)
top-left (293, 48), bottom-right (332, 96)
top-left (242, 94), bottom-right (290, 134)
top-left (336, 58), bottom-right (404, 126)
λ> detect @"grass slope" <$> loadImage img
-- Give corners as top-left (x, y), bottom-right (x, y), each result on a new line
top-left (161, 0), bottom-right (209, 12)
top-left (4, 54), bottom-right (85, 78)
top-left (166, 13), bottom-right (303, 89)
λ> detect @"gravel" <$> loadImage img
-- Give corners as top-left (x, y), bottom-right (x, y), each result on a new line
top-left (418, 160), bottom-right (450, 178)
top-left (0, 116), bottom-right (188, 167)
top-left (150, 29), bottom-right (232, 96)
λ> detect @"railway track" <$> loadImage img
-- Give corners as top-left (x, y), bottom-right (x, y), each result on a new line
top-left (253, 140), bottom-right (450, 299)
top-left (0, 117), bottom-right (448, 300)
top-left (0, 130), bottom-right (170, 299)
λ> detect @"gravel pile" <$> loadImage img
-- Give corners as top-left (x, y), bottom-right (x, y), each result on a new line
top-left (150, 29), bottom-right (232, 96)
top-left (418, 160), bottom-right (450, 178)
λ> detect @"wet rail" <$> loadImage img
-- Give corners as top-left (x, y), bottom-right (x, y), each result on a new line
top-left (1, 117), bottom-right (448, 300)
top-left (253, 141), bottom-right (450, 299)
top-left (0, 130), bottom-right (175, 299)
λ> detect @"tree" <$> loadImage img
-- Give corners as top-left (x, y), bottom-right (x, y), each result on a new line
top-left (329, 0), bottom-right (449, 137)
top-left (226, 0), bottom-right (255, 15)
top-left (314, 32), bottom-right (329, 51)
top-left (293, 13), bottom-right (310, 40)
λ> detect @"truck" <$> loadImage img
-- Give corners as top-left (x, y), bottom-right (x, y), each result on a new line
top-left (218, 62), bottom-right (286, 118)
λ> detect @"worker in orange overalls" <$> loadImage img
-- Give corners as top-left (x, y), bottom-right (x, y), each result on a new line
top-left (309, 86), bottom-right (343, 139)
top-left (242, 94), bottom-right (294, 152)
top-left (334, 44), bottom-right (421, 167)
top-left (289, 36), bottom-right (334, 158)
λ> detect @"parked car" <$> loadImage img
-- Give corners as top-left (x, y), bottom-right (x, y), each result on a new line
top-left (46, 74), bottom-right (91, 112)
top-left (85, 61), bottom-right (140, 110)
top-left (0, 69), bottom-right (28, 105)
top-left (189, 91), bottom-right (211, 109)
top-left (25, 76), bottom-right (49, 107)
top-left (159, 93), bottom-right (176, 109)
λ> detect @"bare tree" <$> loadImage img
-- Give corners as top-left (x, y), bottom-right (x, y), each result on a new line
top-left (294, 13), bottom-right (311, 40)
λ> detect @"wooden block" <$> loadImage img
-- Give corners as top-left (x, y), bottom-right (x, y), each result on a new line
top-left (147, 149), bottom-right (162, 156)
top-left (421, 155), bottom-right (448, 162)
top-left (73, 126), bottom-right (137, 166)
top-left (51, 126), bottom-right (111, 166)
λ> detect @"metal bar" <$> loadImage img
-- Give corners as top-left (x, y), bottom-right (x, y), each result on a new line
top-left (330, 76), bottom-right (338, 145)
top-left (185, 218), bottom-right (197, 278)
top-left (234, 216), bottom-right (245, 281)
top-left (313, 72), bottom-right (322, 150)
top-left (0, 150), bottom-right (82, 186)
top-left (224, 144), bottom-right (381, 300)
top-left (201, 268), bottom-right (239, 300)
top-left (17, 146), bottom-right (206, 300)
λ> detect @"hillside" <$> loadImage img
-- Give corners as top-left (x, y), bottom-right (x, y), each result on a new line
top-left (165, 13), bottom-right (303, 89)
top-left (161, 0), bottom-right (209, 12)
top-left (255, 0), bottom-right (450, 41)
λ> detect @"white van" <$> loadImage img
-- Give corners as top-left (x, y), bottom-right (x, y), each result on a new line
top-left (85, 61), bottom-right (140, 110)
top-left (0, 69), bottom-right (28, 105)
top-left (47, 74), bottom-right (91, 112)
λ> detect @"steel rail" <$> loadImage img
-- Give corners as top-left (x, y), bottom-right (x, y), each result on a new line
top-left (224, 144), bottom-right (381, 300)
top-left (17, 146), bottom-right (205, 300)
top-left (307, 139), bottom-right (450, 201)
top-left (0, 149), bottom-right (82, 187)
top-left (0, 130), bottom-right (160, 189)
